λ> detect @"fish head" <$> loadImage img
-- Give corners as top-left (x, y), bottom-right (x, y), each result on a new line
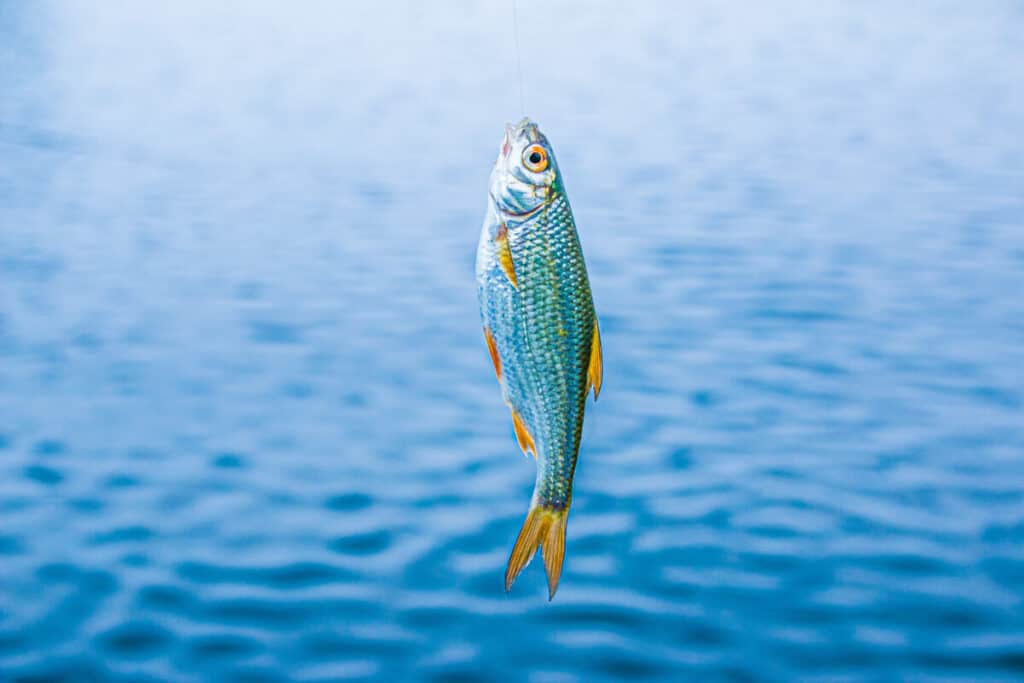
top-left (490, 118), bottom-right (560, 218)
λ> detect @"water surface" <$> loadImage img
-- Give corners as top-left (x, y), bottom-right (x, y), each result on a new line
top-left (2, 2), bottom-right (1023, 680)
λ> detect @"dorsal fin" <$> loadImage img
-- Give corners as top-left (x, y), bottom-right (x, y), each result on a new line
top-left (587, 320), bottom-right (603, 400)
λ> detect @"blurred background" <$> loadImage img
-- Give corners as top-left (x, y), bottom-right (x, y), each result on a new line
top-left (2, 1), bottom-right (1023, 681)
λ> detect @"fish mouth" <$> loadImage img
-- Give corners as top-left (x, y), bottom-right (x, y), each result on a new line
top-left (501, 126), bottom-right (513, 159)
top-left (509, 117), bottom-right (541, 142)
top-left (501, 118), bottom-right (538, 159)
top-left (498, 118), bottom-right (547, 170)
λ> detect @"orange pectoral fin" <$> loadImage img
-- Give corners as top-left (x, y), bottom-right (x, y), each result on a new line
top-left (587, 320), bottom-right (603, 400)
top-left (511, 409), bottom-right (537, 459)
top-left (484, 326), bottom-right (502, 381)
top-left (495, 224), bottom-right (518, 288)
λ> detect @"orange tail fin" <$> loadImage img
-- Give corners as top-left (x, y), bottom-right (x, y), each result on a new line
top-left (504, 504), bottom-right (570, 600)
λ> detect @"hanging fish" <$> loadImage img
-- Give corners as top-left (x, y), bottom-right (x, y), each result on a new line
top-left (476, 118), bottom-right (602, 599)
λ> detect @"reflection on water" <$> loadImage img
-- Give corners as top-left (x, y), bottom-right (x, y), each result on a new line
top-left (2, 1), bottom-right (1023, 680)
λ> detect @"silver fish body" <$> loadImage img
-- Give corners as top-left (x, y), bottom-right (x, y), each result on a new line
top-left (476, 118), bottom-right (602, 599)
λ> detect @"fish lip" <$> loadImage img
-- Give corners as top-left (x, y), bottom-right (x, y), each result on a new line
top-left (502, 124), bottom-right (514, 158)
top-left (498, 118), bottom-right (545, 167)
top-left (506, 118), bottom-right (541, 145)
top-left (511, 117), bottom-right (536, 133)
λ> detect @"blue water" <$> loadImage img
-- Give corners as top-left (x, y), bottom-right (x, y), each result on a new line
top-left (2, 2), bottom-right (1024, 681)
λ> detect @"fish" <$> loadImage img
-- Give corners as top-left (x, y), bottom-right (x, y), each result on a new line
top-left (476, 118), bottom-right (602, 599)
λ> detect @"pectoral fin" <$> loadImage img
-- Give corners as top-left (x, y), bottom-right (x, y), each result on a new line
top-left (587, 320), bottom-right (603, 400)
top-left (495, 224), bottom-right (518, 288)
top-left (511, 409), bottom-right (537, 459)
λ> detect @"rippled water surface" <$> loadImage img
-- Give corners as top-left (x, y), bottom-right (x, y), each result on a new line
top-left (2, 2), bottom-right (1024, 681)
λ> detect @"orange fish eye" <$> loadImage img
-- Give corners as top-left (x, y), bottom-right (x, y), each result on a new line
top-left (522, 144), bottom-right (549, 172)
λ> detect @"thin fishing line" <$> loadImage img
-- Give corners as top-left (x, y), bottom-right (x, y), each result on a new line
top-left (512, 0), bottom-right (525, 115)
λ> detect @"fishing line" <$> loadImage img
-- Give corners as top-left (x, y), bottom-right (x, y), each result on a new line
top-left (512, 0), bottom-right (525, 115)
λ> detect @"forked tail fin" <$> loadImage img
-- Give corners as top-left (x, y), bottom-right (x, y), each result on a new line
top-left (504, 503), bottom-right (570, 600)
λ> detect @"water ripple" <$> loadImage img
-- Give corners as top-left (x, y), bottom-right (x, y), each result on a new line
top-left (2, 1), bottom-right (1023, 680)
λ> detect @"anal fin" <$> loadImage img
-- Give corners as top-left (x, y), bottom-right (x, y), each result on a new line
top-left (511, 409), bottom-right (537, 459)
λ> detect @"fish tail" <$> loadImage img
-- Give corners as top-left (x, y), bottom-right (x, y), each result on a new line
top-left (504, 501), bottom-right (570, 600)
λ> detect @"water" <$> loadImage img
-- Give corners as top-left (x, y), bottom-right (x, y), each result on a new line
top-left (2, 1), bottom-right (1023, 680)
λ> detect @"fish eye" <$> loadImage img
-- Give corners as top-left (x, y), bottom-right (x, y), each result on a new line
top-left (522, 144), bottom-right (549, 173)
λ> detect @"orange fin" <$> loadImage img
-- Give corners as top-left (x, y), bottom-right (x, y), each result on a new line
top-left (483, 326), bottom-right (501, 381)
top-left (511, 409), bottom-right (537, 458)
top-left (495, 224), bottom-right (518, 288)
top-left (505, 504), bottom-right (570, 600)
top-left (587, 320), bottom-right (603, 400)
top-left (541, 510), bottom-right (568, 599)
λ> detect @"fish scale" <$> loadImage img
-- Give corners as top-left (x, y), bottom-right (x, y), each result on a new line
top-left (476, 119), bottom-right (602, 599)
